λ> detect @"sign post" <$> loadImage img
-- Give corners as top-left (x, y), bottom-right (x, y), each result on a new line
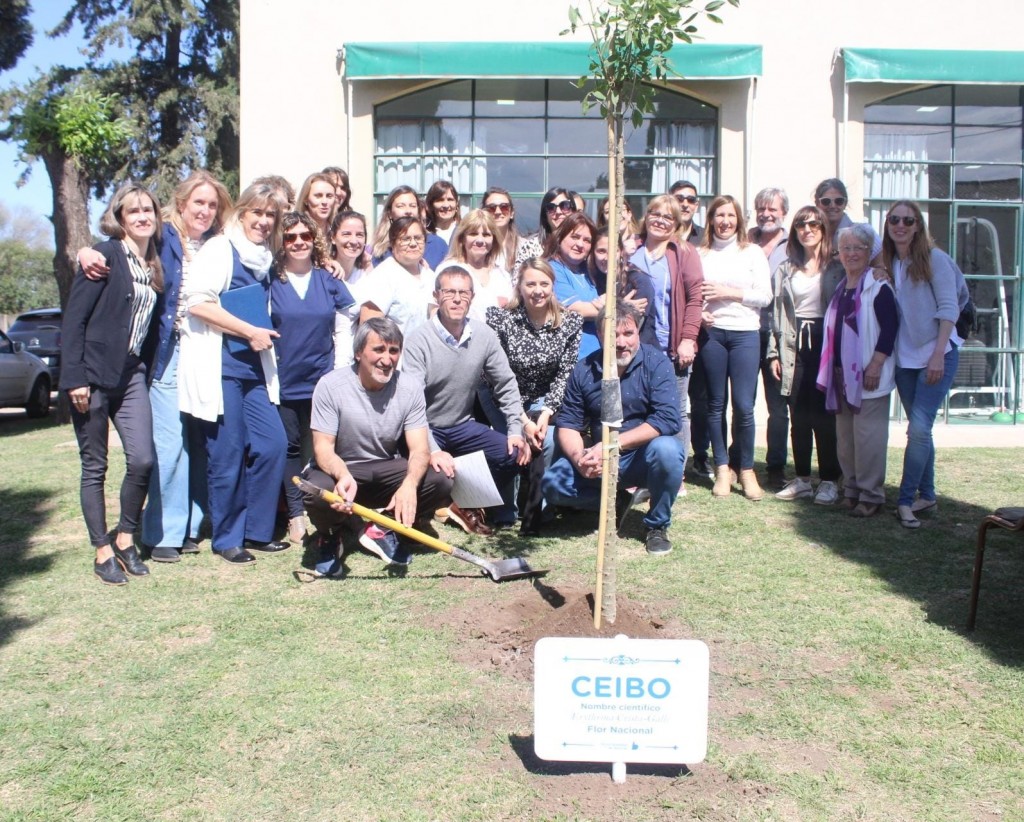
top-left (534, 635), bottom-right (709, 782)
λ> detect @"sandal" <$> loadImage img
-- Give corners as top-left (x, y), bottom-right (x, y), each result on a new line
top-left (896, 505), bottom-right (920, 529)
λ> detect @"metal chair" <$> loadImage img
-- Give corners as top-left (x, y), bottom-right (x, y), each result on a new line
top-left (967, 506), bottom-right (1024, 630)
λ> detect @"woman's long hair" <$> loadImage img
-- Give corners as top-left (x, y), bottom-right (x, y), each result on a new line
top-left (785, 205), bottom-right (832, 270)
top-left (700, 194), bottom-right (749, 252)
top-left (445, 209), bottom-right (500, 269)
top-left (99, 181), bottom-right (164, 291)
top-left (425, 180), bottom-right (460, 233)
top-left (330, 210), bottom-right (370, 271)
top-left (481, 187), bottom-right (521, 266)
top-left (164, 170), bottom-right (232, 244)
top-left (372, 185), bottom-right (420, 259)
top-left (881, 199), bottom-right (933, 283)
top-left (274, 212), bottom-right (330, 281)
top-left (506, 256), bottom-right (563, 328)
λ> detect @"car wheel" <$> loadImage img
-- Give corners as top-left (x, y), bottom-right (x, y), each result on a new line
top-left (25, 376), bottom-right (51, 418)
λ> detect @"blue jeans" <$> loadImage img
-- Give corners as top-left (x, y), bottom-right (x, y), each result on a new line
top-left (895, 347), bottom-right (959, 507)
top-left (432, 419), bottom-right (521, 525)
top-left (541, 435), bottom-right (685, 530)
top-left (142, 343), bottom-right (207, 548)
top-left (699, 327), bottom-right (761, 469)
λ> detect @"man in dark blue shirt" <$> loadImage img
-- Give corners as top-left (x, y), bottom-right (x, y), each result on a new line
top-left (542, 300), bottom-right (685, 555)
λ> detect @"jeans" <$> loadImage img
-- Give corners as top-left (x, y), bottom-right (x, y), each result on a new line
top-left (541, 435), bottom-right (685, 530)
top-left (278, 397), bottom-right (314, 519)
top-left (142, 343), bottom-right (207, 548)
top-left (201, 377), bottom-right (287, 549)
top-left (71, 359), bottom-right (155, 547)
top-left (895, 347), bottom-right (959, 507)
top-left (760, 327), bottom-right (789, 473)
top-left (700, 327), bottom-right (761, 470)
top-left (432, 420), bottom-right (522, 525)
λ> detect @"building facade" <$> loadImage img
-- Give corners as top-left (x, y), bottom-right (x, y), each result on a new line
top-left (240, 0), bottom-right (1024, 422)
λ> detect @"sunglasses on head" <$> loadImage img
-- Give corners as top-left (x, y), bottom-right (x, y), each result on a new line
top-left (283, 231), bottom-right (313, 244)
top-left (674, 194), bottom-right (699, 205)
top-left (887, 215), bottom-right (918, 227)
top-left (818, 197), bottom-right (846, 207)
top-left (544, 200), bottom-right (575, 214)
top-left (483, 202), bottom-right (512, 215)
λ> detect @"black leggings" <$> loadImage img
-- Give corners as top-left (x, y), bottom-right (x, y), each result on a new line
top-left (788, 318), bottom-right (840, 481)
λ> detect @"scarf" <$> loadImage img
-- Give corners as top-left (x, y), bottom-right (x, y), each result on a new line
top-left (227, 224), bottom-right (274, 280)
top-left (817, 274), bottom-right (865, 413)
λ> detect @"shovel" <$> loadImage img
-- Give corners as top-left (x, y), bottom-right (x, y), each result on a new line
top-left (292, 477), bottom-right (544, 582)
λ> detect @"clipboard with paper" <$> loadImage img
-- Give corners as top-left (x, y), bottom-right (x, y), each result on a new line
top-left (220, 283), bottom-right (272, 354)
top-left (450, 450), bottom-right (504, 509)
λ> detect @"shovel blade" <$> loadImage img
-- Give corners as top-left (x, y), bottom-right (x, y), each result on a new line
top-left (485, 557), bottom-right (544, 582)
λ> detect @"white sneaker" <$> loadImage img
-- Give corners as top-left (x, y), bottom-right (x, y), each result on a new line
top-left (814, 481), bottom-right (840, 506)
top-left (776, 477), bottom-right (813, 500)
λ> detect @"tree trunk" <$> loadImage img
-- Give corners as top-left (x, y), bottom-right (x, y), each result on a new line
top-left (594, 115), bottom-right (624, 628)
top-left (42, 149), bottom-right (91, 424)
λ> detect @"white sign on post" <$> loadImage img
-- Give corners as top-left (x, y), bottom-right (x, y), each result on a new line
top-left (534, 635), bottom-right (709, 767)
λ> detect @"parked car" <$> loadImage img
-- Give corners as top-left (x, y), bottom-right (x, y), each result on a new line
top-left (7, 307), bottom-right (62, 384)
top-left (0, 329), bottom-right (51, 417)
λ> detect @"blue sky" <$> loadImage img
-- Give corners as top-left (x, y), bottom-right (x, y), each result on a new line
top-left (0, 5), bottom-right (100, 241)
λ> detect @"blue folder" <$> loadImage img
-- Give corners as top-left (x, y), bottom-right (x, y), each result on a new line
top-left (220, 283), bottom-right (272, 354)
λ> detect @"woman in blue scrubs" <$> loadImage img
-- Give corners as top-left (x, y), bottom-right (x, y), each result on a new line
top-left (271, 212), bottom-right (353, 542)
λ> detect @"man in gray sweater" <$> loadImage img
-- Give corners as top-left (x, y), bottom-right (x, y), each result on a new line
top-left (403, 267), bottom-right (530, 531)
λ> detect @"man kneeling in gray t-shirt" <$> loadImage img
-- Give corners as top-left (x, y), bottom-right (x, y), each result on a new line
top-left (300, 317), bottom-right (453, 572)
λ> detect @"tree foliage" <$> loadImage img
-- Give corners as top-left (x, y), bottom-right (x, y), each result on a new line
top-left (0, 241), bottom-right (58, 315)
top-left (51, 0), bottom-right (240, 200)
top-left (0, 0), bottom-right (33, 73)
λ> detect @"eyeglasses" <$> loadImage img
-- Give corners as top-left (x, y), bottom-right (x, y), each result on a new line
top-left (674, 194), bottom-right (699, 205)
top-left (283, 231), bottom-right (313, 245)
top-left (838, 245), bottom-right (869, 253)
top-left (396, 235), bottom-right (425, 248)
top-left (795, 220), bottom-right (823, 231)
top-left (438, 288), bottom-right (473, 301)
top-left (647, 212), bottom-right (675, 226)
top-left (818, 197), bottom-right (847, 207)
top-left (887, 215), bottom-right (918, 227)
top-left (544, 200), bottom-right (575, 214)
top-left (483, 202), bottom-right (512, 215)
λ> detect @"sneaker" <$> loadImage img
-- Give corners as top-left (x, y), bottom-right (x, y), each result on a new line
top-left (813, 481), bottom-right (840, 506)
top-left (776, 477), bottom-right (813, 501)
top-left (312, 532), bottom-right (344, 578)
top-left (359, 524), bottom-right (410, 566)
top-left (645, 528), bottom-right (672, 556)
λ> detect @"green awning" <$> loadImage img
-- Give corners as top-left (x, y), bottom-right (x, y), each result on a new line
top-left (343, 41), bottom-right (761, 80)
top-left (843, 48), bottom-right (1024, 85)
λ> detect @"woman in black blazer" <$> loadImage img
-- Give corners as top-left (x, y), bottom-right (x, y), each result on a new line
top-left (61, 182), bottom-right (164, 586)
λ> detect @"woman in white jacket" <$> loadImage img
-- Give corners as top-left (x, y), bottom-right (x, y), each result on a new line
top-left (179, 182), bottom-right (289, 565)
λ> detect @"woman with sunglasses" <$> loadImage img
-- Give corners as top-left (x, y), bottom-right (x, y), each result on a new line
top-left (425, 181), bottom-right (461, 247)
top-left (512, 187), bottom-right (579, 279)
top-left (62, 182), bottom-right (164, 585)
top-left (543, 211), bottom-right (602, 360)
top-left (296, 172), bottom-right (338, 244)
top-left (360, 215), bottom-right (435, 337)
top-left (698, 194), bottom-right (772, 500)
top-left (481, 187), bottom-right (530, 275)
top-left (767, 205), bottom-right (844, 506)
top-left (814, 177), bottom-right (881, 261)
top-left (438, 208), bottom-right (512, 321)
top-left (882, 200), bottom-right (962, 529)
top-left (371, 185), bottom-right (448, 270)
top-left (271, 212), bottom-right (354, 543)
top-left (179, 182), bottom-right (290, 565)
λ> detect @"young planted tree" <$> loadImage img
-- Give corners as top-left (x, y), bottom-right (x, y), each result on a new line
top-left (563, 0), bottom-right (737, 626)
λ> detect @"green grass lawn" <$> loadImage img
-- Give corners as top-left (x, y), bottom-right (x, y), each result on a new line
top-left (1, 414), bottom-right (1022, 821)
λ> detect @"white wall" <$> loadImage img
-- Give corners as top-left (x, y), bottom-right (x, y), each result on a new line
top-left (240, 0), bottom-right (1024, 221)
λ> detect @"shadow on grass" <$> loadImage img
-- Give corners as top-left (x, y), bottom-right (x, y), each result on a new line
top-left (0, 487), bottom-right (58, 648)
top-left (788, 489), bottom-right (1024, 668)
top-left (0, 412), bottom-right (62, 439)
top-left (508, 734), bottom-right (692, 778)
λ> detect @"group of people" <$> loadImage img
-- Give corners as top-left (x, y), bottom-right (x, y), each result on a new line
top-left (59, 167), bottom-right (965, 586)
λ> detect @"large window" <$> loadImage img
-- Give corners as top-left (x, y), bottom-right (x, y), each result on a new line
top-left (865, 85), bottom-right (1024, 421)
top-left (374, 79), bottom-right (717, 232)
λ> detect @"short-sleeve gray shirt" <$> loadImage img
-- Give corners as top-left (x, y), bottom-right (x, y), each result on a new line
top-left (310, 366), bottom-right (428, 464)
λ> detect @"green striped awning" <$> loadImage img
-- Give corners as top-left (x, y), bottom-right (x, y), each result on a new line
top-left (343, 41), bottom-right (762, 80)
